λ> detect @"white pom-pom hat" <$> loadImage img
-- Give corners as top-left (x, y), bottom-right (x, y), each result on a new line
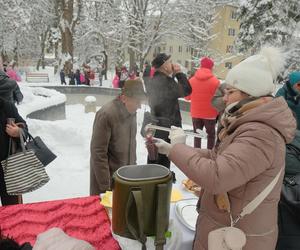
top-left (225, 47), bottom-right (285, 97)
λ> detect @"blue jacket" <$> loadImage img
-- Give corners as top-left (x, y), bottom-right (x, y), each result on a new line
top-left (276, 81), bottom-right (300, 129)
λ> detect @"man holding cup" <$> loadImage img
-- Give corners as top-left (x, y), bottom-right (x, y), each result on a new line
top-left (145, 53), bottom-right (191, 170)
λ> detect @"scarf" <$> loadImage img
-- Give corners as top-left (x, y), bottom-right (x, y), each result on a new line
top-left (218, 96), bottom-right (273, 142)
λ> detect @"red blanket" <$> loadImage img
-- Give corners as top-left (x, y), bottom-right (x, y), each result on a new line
top-left (0, 196), bottom-right (120, 250)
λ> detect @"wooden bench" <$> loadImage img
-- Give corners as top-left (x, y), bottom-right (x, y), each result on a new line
top-left (26, 72), bottom-right (49, 83)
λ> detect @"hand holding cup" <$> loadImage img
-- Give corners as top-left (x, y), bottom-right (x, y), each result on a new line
top-left (145, 135), bottom-right (158, 160)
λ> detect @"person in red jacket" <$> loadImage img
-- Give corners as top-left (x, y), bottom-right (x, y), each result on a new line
top-left (186, 57), bottom-right (220, 149)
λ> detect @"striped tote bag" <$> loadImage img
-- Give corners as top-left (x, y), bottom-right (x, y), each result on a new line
top-left (1, 135), bottom-right (49, 195)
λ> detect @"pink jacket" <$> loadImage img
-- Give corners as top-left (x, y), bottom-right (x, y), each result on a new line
top-left (186, 68), bottom-right (220, 118)
top-left (169, 97), bottom-right (296, 250)
top-left (80, 73), bottom-right (85, 83)
top-left (112, 75), bottom-right (119, 88)
top-left (7, 69), bottom-right (21, 82)
top-left (149, 67), bottom-right (155, 77)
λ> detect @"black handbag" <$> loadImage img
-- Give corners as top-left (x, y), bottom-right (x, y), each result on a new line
top-left (276, 174), bottom-right (300, 250)
top-left (281, 175), bottom-right (300, 221)
top-left (24, 131), bottom-right (57, 167)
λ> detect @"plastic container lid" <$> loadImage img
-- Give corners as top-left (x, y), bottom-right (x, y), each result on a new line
top-left (116, 164), bottom-right (170, 181)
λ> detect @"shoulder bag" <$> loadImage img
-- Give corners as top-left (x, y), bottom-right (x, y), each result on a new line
top-left (23, 130), bottom-right (57, 167)
top-left (1, 129), bottom-right (50, 195)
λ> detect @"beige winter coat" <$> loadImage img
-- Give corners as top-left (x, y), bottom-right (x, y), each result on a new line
top-left (90, 98), bottom-right (137, 195)
top-left (169, 97), bottom-right (296, 250)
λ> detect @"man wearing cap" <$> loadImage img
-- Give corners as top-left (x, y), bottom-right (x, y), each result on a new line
top-left (276, 71), bottom-right (300, 129)
top-left (145, 53), bottom-right (191, 169)
top-left (90, 78), bottom-right (146, 195)
top-left (186, 57), bottom-right (220, 149)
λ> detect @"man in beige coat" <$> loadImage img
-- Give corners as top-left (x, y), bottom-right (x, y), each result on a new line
top-left (90, 79), bottom-right (146, 195)
top-left (155, 47), bottom-right (297, 249)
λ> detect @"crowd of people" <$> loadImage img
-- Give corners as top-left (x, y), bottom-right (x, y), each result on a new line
top-left (1, 47), bottom-right (300, 250)
top-left (59, 63), bottom-right (107, 86)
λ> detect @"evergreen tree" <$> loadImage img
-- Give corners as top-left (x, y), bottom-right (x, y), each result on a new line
top-left (236, 0), bottom-right (299, 53)
top-left (236, 0), bottom-right (300, 75)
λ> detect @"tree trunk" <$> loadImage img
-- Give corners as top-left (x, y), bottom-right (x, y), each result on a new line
top-left (60, 0), bottom-right (74, 74)
top-left (0, 51), bottom-right (8, 70)
top-left (129, 47), bottom-right (135, 73)
top-left (102, 50), bottom-right (108, 80)
top-left (13, 39), bottom-right (19, 65)
top-left (54, 41), bottom-right (59, 74)
top-left (37, 29), bottom-right (50, 71)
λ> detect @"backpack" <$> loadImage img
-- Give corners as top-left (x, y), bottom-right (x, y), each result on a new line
top-left (276, 130), bottom-right (300, 250)
top-left (285, 130), bottom-right (300, 177)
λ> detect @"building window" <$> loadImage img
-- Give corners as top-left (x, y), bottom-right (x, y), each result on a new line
top-left (226, 45), bottom-right (233, 53)
top-left (162, 46), bottom-right (166, 51)
top-left (177, 60), bottom-right (182, 64)
top-left (178, 46), bottom-right (182, 53)
top-left (228, 28), bottom-right (235, 36)
top-left (225, 62), bottom-right (232, 69)
top-left (231, 11), bottom-right (238, 20)
top-left (157, 47), bottom-right (161, 53)
top-left (169, 46), bottom-right (173, 53)
top-left (186, 46), bottom-right (189, 53)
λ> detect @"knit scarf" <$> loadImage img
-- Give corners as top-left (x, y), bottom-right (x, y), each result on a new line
top-left (218, 96), bottom-right (273, 142)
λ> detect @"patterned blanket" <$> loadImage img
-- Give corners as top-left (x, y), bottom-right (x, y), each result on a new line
top-left (0, 196), bottom-right (120, 250)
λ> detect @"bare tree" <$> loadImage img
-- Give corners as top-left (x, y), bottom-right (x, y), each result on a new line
top-left (56, 0), bottom-right (82, 73)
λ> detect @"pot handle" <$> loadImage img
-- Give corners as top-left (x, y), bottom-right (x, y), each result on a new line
top-left (155, 183), bottom-right (168, 250)
top-left (126, 188), bottom-right (147, 250)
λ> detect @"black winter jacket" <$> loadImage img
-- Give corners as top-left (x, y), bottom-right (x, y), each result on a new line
top-left (0, 70), bottom-right (23, 104)
top-left (146, 71), bottom-right (192, 128)
top-left (0, 98), bottom-right (27, 195)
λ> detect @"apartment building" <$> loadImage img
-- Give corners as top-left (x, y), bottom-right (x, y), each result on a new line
top-left (210, 4), bottom-right (245, 79)
top-left (143, 3), bottom-right (244, 80)
top-left (145, 38), bottom-right (193, 73)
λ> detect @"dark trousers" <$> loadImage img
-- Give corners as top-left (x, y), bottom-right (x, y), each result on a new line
top-left (119, 80), bottom-right (125, 89)
top-left (192, 118), bottom-right (216, 149)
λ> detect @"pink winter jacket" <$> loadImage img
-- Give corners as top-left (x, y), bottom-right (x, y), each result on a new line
top-left (168, 97), bottom-right (296, 250)
top-left (112, 75), bottom-right (120, 88)
top-left (80, 73), bottom-right (85, 83)
top-left (6, 69), bottom-right (21, 82)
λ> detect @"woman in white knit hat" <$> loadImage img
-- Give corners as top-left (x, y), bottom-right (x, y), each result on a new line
top-left (155, 47), bottom-right (297, 250)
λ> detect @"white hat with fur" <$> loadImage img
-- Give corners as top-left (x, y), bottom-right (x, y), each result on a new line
top-left (225, 47), bottom-right (285, 97)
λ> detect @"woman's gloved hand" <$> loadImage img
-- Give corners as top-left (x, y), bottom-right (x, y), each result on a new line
top-left (154, 138), bottom-right (172, 156)
top-left (169, 126), bottom-right (186, 145)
